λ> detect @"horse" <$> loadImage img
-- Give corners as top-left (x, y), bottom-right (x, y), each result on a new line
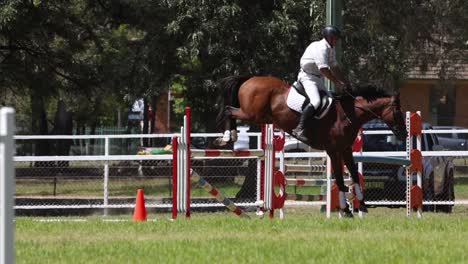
top-left (214, 75), bottom-right (408, 217)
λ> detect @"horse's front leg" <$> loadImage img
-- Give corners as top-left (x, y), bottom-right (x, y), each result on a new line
top-left (343, 148), bottom-right (368, 214)
top-left (329, 152), bottom-right (353, 218)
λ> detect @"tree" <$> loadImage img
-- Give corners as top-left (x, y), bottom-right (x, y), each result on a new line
top-left (2, 0), bottom-right (467, 135)
top-left (167, 0), bottom-right (325, 131)
top-left (0, 1), bottom-right (176, 131)
top-left (343, 0), bottom-right (468, 87)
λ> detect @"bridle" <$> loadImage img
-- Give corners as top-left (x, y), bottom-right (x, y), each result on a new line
top-left (387, 96), bottom-right (406, 138)
top-left (344, 89), bottom-right (406, 137)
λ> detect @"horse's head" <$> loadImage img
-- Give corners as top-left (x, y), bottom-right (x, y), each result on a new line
top-left (381, 92), bottom-right (407, 141)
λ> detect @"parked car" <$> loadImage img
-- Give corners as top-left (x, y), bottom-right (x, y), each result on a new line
top-left (433, 126), bottom-right (468, 150)
top-left (362, 120), bottom-right (455, 212)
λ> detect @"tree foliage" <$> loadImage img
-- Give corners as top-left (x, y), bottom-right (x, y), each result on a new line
top-left (343, 0), bottom-right (468, 87)
top-left (167, 0), bottom-right (325, 130)
top-left (1, 0), bottom-right (467, 135)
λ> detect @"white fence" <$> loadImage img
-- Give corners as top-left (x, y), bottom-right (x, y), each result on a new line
top-left (13, 132), bottom-right (262, 210)
top-left (10, 128), bottom-right (468, 212)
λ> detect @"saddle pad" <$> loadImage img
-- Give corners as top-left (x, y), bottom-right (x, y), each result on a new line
top-left (286, 87), bottom-right (306, 113)
top-left (316, 96), bottom-right (334, 119)
top-left (286, 86), bottom-right (334, 118)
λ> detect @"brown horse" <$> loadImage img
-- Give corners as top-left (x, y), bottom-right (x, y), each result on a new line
top-left (215, 75), bottom-right (407, 216)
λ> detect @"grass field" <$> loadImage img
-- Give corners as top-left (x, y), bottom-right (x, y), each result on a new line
top-left (15, 206), bottom-right (468, 264)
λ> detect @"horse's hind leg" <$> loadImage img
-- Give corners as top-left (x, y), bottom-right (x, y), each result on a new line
top-left (214, 106), bottom-right (248, 146)
top-left (343, 148), bottom-right (368, 214)
top-left (222, 107), bottom-right (238, 139)
top-left (223, 105), bottom-right (256, 121)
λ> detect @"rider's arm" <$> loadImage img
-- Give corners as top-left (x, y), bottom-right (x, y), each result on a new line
top-left (331, 66), bottom-right (347, 84)
top-left (320, 67), bottom-right (346, 89)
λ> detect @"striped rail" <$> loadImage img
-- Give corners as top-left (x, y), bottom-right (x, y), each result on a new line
top-left (191, 149), bottom-right (264, 158)
top-left (284, 164), bottom-right (327, 173)
top-left (191, 170), bottom-right (250, 219)
top-left (286, 178), bottom-right (353, 187)
top-left (286, 193), bottom-right (325, 202)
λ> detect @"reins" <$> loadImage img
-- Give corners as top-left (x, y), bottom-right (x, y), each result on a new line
top-left (343, 88), bottom-right (399, 122)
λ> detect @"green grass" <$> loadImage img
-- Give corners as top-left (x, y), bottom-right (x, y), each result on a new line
top-left (15, 177), bottom-right (248, 197)
top-left (16, 177), bottom-right (174, 197)
top-left (15, 207), bottom-right (468, 264)
top-left (455, 177), bottom-right (468, 199)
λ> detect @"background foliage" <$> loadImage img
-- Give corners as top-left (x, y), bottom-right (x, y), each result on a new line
top-left (1, 0), bottom-right (467, 137)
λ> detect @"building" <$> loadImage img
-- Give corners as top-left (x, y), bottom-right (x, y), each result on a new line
top-left (401, 59), bottom-right (468, 127)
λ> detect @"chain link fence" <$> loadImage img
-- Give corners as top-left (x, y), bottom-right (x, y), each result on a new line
top-left (13, 133), bottom-right (262, 212)
top-left (12, 130), bottom-right (468, 214)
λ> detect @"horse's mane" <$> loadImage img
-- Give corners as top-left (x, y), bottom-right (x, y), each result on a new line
top-left (351, 85), bottom-right (392, 101)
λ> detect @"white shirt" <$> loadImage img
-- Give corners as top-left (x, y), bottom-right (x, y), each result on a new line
top-left (300, 38), bottom-right (337, 76)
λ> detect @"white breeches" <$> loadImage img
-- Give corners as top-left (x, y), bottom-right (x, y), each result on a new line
top-left (297, 70), bottom-right (325, 109)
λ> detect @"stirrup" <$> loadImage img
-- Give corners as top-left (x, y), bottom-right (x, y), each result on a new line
top-left (292, 128), bottom-right (308, 142)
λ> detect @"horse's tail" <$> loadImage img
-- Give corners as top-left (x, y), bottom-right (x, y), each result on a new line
top-left (215, 75), bottom-right (252, 131)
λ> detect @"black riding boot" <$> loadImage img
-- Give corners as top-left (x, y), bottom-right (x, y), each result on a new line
top-left (292, 104), bottom-right (316, 142)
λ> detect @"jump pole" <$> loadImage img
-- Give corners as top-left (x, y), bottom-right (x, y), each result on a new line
top-left (171, 136), bottom-right (178, 219)
top-left (406, 111), bottom-right (423, 218)
top-left (172, 107), bottom-right (266, 219)
top-left (185, 107), bottom-right (191, 217)
top-left (271, 130), bottom-right (362, 219)
top-left (190, 170), bottom-right (250, 219)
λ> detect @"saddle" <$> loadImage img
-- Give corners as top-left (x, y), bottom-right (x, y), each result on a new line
top-left (286, 81), bottom-right (334, 119)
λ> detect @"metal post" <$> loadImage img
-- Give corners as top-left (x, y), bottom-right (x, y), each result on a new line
top-left (405, 112), bottom-right (411, 217)
top-left (1, 107), bottom-right (15, 264)
top-left (416, 111), bottom-right (423, 218)
top-left (325, 0), bottom-right (343, 93)
top-left (103, 137), bottom-right (109, 216)
top-left (171, 137), bottom-right (178, 219)
top-left (326, 155), bottom-right (332, 219)
top-left (184, 107), bottom-right (191, 218)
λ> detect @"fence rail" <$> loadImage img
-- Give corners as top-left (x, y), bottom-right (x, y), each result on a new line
top-left (10, 128), bottom-right (468, 211)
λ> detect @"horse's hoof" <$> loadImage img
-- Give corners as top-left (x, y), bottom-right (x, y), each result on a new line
top-left (343, 208), bottom-right (354, 218)
top-left (213, 138), bottom-right (228, 146)
top-left (359, 204), bottom-right (368, 213)
top-left (230, 130), bottom-right (238, 142)
top-left (222, 130), bottom-right (231, 142)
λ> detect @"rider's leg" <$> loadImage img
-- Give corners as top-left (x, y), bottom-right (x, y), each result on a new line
top-left (292, 104), bottom-right (316, 142)
top-left (292, 73), bottom-right (322, 141)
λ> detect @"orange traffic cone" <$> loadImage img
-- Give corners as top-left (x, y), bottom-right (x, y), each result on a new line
top-left (133, 189), bottom-right (147, 222)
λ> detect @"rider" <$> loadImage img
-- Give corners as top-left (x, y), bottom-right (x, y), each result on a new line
top-left (292, 25), bottom-right (349, 141)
